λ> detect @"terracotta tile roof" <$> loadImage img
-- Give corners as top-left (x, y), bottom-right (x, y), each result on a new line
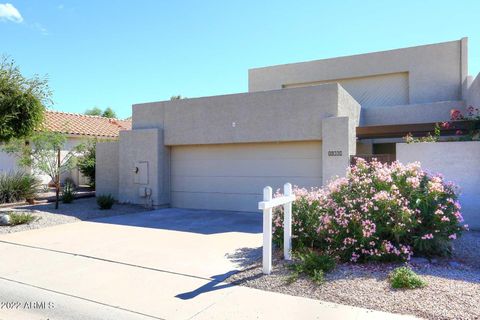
top-left (41, 110), bottom-right (132, 138)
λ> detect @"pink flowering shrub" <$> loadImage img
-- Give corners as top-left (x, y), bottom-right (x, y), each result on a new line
top-left (272, 159), bottom-right (467, 262)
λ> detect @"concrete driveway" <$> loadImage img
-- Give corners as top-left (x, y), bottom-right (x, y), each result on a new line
top-left (0, 208), bottom-right (416, 320)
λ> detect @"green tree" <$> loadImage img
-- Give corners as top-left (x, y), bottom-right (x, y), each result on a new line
top-left (76, 139), bottom-right (96, 188)
top-left (84, 106), bottom-right (102, 116)
top-left (101, 107), bottom-right (116, 118)
top-left (0, 56), bottom-right (51, 142)
top-left (84, 106), bottom-right (117, 118)
top-left (4, 131), bottom-right (78, 209)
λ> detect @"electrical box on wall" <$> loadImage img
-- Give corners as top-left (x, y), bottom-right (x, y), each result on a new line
top-left (133, 161), bottom-right (149, 184)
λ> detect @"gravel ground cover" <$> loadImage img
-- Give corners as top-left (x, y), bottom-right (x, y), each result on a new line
top-left (227, 231), bottom-right (480, 320)
top-left (0, 197), bottom-right (150, 234)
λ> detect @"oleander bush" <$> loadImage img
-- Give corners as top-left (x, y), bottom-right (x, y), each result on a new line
top-left (0, 171), bottom-right (40, 204)
top-left (272, 159), bottom-right (468, 262)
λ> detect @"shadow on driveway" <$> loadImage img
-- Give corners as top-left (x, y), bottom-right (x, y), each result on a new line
top-left (91, 208), bottom-right (262, 235)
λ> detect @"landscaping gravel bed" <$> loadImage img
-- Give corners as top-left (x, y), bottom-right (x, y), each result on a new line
top-left (0, 198), bottom-right (150, 234)
top-left (227, 231), bottom-right (480, 320)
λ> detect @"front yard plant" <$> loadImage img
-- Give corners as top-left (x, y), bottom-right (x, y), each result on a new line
top-left (288, 251), bottom-right (336, 284)
top-left (0, 171), bottom-right (40, 204)
top-left (272, 159), bottom-right (467, 263)
top-left (62, 179), bottom-right (77, 203)
top-left (389, 266), bottom-right (427, 289)
top-left (8, 212), bottom-right (37, 226)
top-left (97, 194), bottom-right (114, 210)
top-left (76, 139), bottom-right (96, 188)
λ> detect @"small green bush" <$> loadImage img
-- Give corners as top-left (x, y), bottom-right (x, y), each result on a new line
top-left (389, 266), bottom-right (427, 289)
top-left (0, 171), bottom-right (40, 204)
top-left (97, 194), bottom-right (114, 210)
top-left (62, 180), bottom-right (76, 203)
top-left (9, 212), bottom-right (36, 226)
top-left (288, 251), bottom-right (335, 284)
top-left (76, 139), bottom-right (96, 188)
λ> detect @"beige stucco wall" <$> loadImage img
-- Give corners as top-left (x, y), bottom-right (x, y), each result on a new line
top-left (133, 83), bottom-right (360, 146)
top-left (96, 141), bottom-right (119, 199)
top-left (284, 72), bottom-right (409, 108)
top-left (249, 39), bottom-right (467, 108)
top-left (322, 117), bottom-right (355, 183)
top-left (362, 100), bottom-right (465, 126)
top-left (117, 128), bottom-right (170, 206)
top-left (397, 141), bottom-right (480, 230)
top-left (467, 73), bottom-right (480, 107)
top-left (0, 150), bottom-right (18, 173)
top-left (171, 141), bottom-right (322, 212)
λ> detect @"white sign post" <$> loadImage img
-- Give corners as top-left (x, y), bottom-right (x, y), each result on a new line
top-left (283, 183), bottom-right (293, 261)
top-left (261, 186), bottom-right (273, 275)
top-left (258, 183), bottom-right (295, 275)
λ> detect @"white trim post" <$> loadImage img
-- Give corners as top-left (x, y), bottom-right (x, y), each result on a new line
top-left (283, 183), bottom-right (292, 260)
top-left (262, 186), bottom-right (273, 275)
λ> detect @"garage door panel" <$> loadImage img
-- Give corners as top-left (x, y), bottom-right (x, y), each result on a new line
top-left (172, 158), bottom-right (321, 177)
top-left (172, 176), bottom-right (323, 194)
top-left (171, 142), bottom-right (322, 160)
top-left (171, 141), bottom-right (322, 212)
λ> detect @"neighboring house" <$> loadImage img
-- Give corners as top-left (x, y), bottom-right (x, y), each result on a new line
top-left (97, 38), bottom-right (479, 213)
top-left (0, 111), bottom-right (131, 186)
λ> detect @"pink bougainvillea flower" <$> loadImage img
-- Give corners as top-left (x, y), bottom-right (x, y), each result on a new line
top-left (440, 121), bottom-right (451, 129)
top-left (450, 109), bottom-right (464, 121)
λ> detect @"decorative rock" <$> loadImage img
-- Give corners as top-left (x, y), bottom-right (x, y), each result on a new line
top-left (0, 214), bottom-right (11, 226)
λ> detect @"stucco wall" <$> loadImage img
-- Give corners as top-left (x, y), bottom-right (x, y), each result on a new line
top-left (467, 73), bottom-right (480, 107)
top-left (362, 100), bottom-right (465, 126)
top-left (249, 39), bottom-right (467, 107)
top-left (118, 128), bottom-right (170, 206)
top-left (397, 142), bottom-right (480, 230)
top-left (0, 150), bottom-right (18, 173)
top-left (96, 142), bottom-right (119, 199)
top-left (132, 83), bottom-right (360, 146)
top-left (322, 117), bottom-right (355, 183)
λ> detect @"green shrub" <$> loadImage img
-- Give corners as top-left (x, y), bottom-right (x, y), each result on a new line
top-left (9, 212), bottom-right (36, 225)
top-left (76, 139), bottom-right (96, 188)
top-left (0, 171), bottom-right (40, 204)
top-left (62, 180), bottom-right (76, 203)
top-left (97, 194), bottom-right (114, 210)
top-left (273, 160), bottom-right (467, 262)
top-left (389, 266), bottom-right (427, 289)
top-left (288, 251), bottom-right (335, 284)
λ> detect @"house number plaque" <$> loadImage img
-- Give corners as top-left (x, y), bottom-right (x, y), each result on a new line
top-left (328, 150), bottom-right (342, 156)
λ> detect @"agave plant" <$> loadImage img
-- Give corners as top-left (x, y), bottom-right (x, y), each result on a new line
top-left (0, 171), bottom-right (40, 204)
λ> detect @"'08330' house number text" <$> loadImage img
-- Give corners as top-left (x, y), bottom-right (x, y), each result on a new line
top-left (328, 150), bottom-right (342, 156)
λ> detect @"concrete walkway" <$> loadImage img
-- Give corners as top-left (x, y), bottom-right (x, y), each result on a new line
top-left (0, 208), bottom-right (418, 319)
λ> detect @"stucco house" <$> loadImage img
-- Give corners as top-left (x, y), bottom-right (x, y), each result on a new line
top-left (0, 111), bottom-right (131, 186)
top-left (97, 38), bottom-right (479, 214)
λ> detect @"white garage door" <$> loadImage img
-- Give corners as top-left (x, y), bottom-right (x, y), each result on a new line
top-left (171, 141), bottom-right (322, 212)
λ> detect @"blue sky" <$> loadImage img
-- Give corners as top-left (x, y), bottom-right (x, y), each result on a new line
top-left (1, 1), bottom-right (479, 119)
